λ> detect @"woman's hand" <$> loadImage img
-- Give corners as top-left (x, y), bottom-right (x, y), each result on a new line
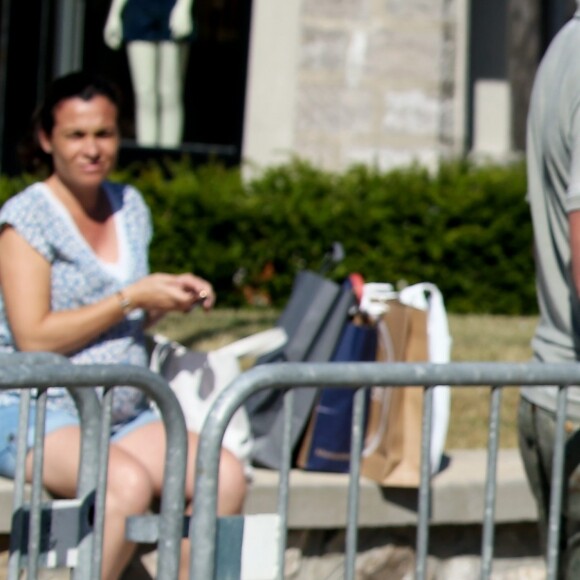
top-left (174, 273), bottom-right (216, 311)
top-left (124, 273), bottom-right (215, 315)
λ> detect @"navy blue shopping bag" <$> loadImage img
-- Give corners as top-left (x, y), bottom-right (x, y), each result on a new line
top-left (245, 271), bottom-right (357, 469)
top-left (296, 319), bottom-right (378, 473)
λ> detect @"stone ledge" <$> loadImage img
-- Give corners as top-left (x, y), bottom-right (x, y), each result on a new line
top-left (0, 448), bottom-right (537, 534)
top-left (243, 448), bottom-right (537, 528)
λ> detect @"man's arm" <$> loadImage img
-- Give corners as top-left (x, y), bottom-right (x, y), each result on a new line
top-left (570, 211), bottom-right (580, 297)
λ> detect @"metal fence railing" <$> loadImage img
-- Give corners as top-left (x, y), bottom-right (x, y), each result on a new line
top-left (5, 358), bottom-right (579, 579)
top-left (189, 361), bottom-right (580, 580)
top-left (0, 356), bottom-right (188, 580)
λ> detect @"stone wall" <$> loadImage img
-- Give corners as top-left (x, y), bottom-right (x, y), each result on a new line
top-left (10, 524), bottom-right (542, 579)
top-left (285, 524), bottom-right (545, 579)
top-left (293, 0), bottom-right (460, 172)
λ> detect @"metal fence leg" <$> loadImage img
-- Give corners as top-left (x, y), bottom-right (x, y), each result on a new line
top-left (415, 385), bottom-right (434, 580)
top-left (8, 389), bottom-right (32, 580)
top-left (277, 388), bottom-right (294, 580)
top-left (26, 388), bottom-right (49, 580)
top-left (89, 386), bottom-right (114, 580)
top-left (546, 385), bottom-right (568, 580)
top-left (70, 388), bottom-right (101, 580)
top-left (480, 385), bottom-right (502, 579)
top-left (345, 387), bottom-right (366, 580)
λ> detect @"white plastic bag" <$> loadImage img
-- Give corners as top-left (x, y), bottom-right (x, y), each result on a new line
top-left (149, 328), bottom-right (287, 467)
top-left (399, 283), bottom-right (452, 473)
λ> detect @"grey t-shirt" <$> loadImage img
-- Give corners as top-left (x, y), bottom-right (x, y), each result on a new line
top-left (522, 10), bottom-right (580, 418)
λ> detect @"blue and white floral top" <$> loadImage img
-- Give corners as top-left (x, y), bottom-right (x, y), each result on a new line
top-left (0, 181), bottom-right (153, 423)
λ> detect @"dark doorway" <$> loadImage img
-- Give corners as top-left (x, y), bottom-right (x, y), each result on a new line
top-left (0, 0), bottom-right (252, 174)
top-left (466, 0), bottom-right (509, 151)
top-left (0, 0), bottom-right (56, 174)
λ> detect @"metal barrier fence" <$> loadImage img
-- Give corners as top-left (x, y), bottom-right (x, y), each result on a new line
top-left (4, 358), bottom-right (579, 579)
top-left (190, 361), bottom-right (580, 580)
top-left (0, 357), bottom-right (188, 580)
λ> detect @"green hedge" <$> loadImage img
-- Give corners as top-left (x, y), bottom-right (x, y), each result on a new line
top-left (0, 158), bottom-right (535, 314)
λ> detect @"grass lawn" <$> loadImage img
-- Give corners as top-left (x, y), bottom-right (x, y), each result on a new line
top-left (446, 314), bottom-right (536, 449)
top-left (150, 309), bottom-right (538, 450)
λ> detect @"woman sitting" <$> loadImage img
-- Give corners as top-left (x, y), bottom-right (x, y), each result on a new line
top-left (0, 71), bottom-right (246, 579)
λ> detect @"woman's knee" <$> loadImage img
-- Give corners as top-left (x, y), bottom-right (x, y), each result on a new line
top-left (184, 432), bottom-right (246, 514)
top-left (107, 455), bottom-right (155, 515)
top-left (217, 449), bottom-right (247, 515)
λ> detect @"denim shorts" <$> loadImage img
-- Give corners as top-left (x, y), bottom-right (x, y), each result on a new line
top-left (0, 404), bottom-right (160, 479)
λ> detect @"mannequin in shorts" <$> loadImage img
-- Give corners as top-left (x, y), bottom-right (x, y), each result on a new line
top-left (104, 0), bottom-right (193, 148)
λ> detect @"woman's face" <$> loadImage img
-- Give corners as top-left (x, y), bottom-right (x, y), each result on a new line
top-left (38, 95), bottom-right (120, 192)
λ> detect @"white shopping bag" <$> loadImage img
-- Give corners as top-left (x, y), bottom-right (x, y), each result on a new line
top-left (149, 328), bottom-right (287, 468)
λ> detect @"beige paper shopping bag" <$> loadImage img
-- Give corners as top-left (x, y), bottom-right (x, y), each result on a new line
top-left (361, 301), bottom-right (428, 487)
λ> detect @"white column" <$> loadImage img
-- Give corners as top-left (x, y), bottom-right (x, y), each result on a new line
top-left (241, 0), bottom-right (301, 172)
top-left (472, 79), bottom-right (512, 156)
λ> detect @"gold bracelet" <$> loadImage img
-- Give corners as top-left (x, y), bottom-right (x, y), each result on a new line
top-left (116, 290), bottom-right (132, 315)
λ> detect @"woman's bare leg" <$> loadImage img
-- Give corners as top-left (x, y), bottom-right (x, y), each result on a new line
top-left (114, 421), bottom-right (247, 578)
top-left (28, 426), bottom-right (156, 580)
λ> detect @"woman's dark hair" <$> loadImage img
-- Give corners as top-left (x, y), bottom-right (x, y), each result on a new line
top-left (18, 71), bottom-right (122, 173)
top-left (38, 71), bottom-right (122, 136)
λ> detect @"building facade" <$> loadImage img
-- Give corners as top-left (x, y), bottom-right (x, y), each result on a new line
top-left (0, 0), bottom-right (575, 174)
top-left (243, 0), bottom-right (575, 173)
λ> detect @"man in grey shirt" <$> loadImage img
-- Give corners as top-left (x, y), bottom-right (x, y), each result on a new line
top-left (520, 4), bottom-right (580, 577)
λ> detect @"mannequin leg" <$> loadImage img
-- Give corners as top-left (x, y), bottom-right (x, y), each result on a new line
top-left (158, 41), bottom-right (187, 148)
top-left (127, 41), bottom-right (160, 146)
